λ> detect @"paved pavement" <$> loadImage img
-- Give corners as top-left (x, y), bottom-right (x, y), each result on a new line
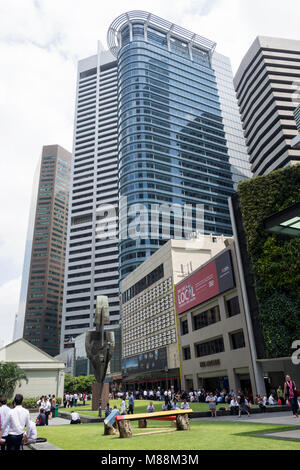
top-left (193, 411), bottom-right (300, 427)
top-left (30, 412), bottom-right (70, 426)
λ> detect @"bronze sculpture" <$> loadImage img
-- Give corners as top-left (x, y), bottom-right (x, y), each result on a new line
top-left (85, 296), bottom-right (115, 416)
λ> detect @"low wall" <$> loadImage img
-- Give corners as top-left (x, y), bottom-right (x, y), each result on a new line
top-left (59, 405), bottom-right (290, 423)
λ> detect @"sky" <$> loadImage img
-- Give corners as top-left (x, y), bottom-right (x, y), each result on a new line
top-left (0, 0), bottom-right (299, 348)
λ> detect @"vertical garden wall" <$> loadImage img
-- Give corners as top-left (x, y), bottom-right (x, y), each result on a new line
top-left (237, 165), bottom-right (300, 358)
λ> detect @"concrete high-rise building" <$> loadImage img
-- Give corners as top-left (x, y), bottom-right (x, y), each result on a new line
top-left (60, 47), bottom-right (121, 365)
top-left (291, 105), bottom-right (300, 149)
top-left (15, 145), bottom-right (71, 356)
top-left (121, 235), bottom-right (230, 390)
top-left (234, 36), bottom-right (300, 176)
top-left (60, 11), bottom-right (250, 359)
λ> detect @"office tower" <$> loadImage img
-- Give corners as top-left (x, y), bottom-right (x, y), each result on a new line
top-left (234, 36), bottom-right (300, 176)
top-left (60, 48), bottom-right (121, 362)
top-left (291, 105), bottom-right (300, 149)
top-left (60, 11), bottom-right (250, 356)
top-left (107, 11), bottom-right (251, 279)
top-left (15, 145), bottom-right (71, 356)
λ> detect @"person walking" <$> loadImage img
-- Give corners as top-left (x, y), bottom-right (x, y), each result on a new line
top-left (1, 394), bottom-right (32, 451)
top-left (284, 375), bottom-right (299, 418)
top-left (128, 392), bottom-right (134, 414)
top-left (120, 396), bottom-right (127, 415)
top-left (238, 392), bottom-right (250, 418)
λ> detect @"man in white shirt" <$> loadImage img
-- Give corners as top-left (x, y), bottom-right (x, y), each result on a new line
top-left (43, 398), bottom-right (51, 425)
top-left (0, 396), bottom-right (11, 450)
top-left (181, 399), bottom-right (190, 410)
top-left (24, 420), bottom-right (37, 445)
top-left (120, 397), bottom-right (127, 415)
top-left (70, 411), bottom-right (81, 424)
top-left (2, 394), bottom-right (32, 451)
top-left (230, 398), bottom-right (239, 415)
top-left (268, 394), bottom-right (277, 405)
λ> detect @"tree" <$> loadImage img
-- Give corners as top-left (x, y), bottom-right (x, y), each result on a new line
top-left (64, 373), bottom-right (96, 394)
top-left (0, 362), bottom-right (28, 399)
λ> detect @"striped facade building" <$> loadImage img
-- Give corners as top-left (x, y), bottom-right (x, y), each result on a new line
top-left (234, 36), bottom-right (300, 176)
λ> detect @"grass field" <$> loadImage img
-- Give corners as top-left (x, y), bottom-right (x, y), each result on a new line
top-left (65, 399), bottom-right (263, 416)
top-left (37, 420), bottom-right (300, 450)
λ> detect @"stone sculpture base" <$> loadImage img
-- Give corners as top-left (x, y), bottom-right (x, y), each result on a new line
top-left (92, 382), bottom-right (110, 413)
top-left (118, 419), bottom-right (133, 438)
top-left (104, 423), bottom-right (117, 435)
top-left (138, 419), bottom-right (147, 428)
top-left (176, 414), bottom-right (190, 430)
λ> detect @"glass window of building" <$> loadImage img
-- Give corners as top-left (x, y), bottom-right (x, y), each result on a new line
top-left (195, 336), bottom-right (224, 358)
top-left (226, 296), bottom-right (240, 317)
top-left (229, 330), bottom-right (245, 350)
top-left (181, 319), bottom-right (189, 336)
top-left (192, 305), bottom-right (220, 330)
top-left (182, 346), bottom-right (191, 361)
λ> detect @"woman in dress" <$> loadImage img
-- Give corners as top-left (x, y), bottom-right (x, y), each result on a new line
top-left (284, 375), bottom-right (299, 418)
top-left (207, 392), bottom-right (217, 417)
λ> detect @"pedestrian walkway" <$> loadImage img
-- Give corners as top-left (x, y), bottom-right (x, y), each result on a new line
top-left (30, 412), bottom-right (69, 426)
top-left (193, 411), bottom-right (300, 427)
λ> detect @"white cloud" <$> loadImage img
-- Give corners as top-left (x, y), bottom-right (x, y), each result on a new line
top-left (0, 0), bottom-right (299, 345)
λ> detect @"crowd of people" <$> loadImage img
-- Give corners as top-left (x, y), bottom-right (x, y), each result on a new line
top-left (62, 392), bottom-right (90, 408)
top-left (111, 375), bottom-right (299, 418)
top-left (0, 394), bottom-right (37, 451)
top-left (0, 376), bottom-right (298, 450)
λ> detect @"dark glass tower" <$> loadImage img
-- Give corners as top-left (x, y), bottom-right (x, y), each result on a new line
top-left (108, 12), bottom-right (245, 279)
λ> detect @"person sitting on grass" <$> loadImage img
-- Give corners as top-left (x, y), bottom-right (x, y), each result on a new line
top-left (230, 398), bottom-right (239, 415)
top-left (36, 408), bottom-right (46, 426)
top-left (268, 393), bottom-right (277, 405)
top-left (171, 398), bottom-right (179, 410)
top-left (147, 402), bottom-right (155, 413)
top-left (70, 411), bottom-right (81, 424)
top-left (258, 395), bottom-right (267, 413)
top-left (181, 399), bottom-right (190, 410)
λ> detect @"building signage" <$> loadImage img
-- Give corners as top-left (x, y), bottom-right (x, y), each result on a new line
top-left (122, 347), bottom-right (167, 374)
top-left (200, 359), bottom-right (221, 368)
top-left (175, 250), bottom-right (235, 314)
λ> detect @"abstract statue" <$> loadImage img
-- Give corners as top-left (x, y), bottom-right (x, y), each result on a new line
top-left (85, 296), bottom-right (115, 416)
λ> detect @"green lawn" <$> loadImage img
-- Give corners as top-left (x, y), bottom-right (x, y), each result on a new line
top-left (37, 420), bottom-right (300, 450)
top-left (65, 399), bottom-right (261, 416)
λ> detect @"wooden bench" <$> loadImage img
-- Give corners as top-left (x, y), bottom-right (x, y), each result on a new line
top-left (114, 409), bottom-right (193, 438)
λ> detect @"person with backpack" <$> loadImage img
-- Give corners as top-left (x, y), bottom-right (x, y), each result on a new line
top-left (284, 375), bottom-right (299, 418)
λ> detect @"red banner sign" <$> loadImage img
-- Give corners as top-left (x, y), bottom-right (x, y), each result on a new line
top-left (175, 250), bottom-right (235, 314)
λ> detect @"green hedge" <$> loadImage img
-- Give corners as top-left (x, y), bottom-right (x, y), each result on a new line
top-left (237, 166), bottom-right (300, 358)
top-left (6, 397), bottom-right (62, 409)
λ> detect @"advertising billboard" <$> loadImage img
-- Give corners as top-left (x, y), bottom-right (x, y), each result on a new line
top-left (122, 347), bottom-right (167, 374)
top-left (175, 250), bottom-right (235, 314)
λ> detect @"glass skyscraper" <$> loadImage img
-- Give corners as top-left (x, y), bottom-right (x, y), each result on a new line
top-left (61, 11), bottom-right (251, 361)
top-left (107, 11), bottom-right (251, 278)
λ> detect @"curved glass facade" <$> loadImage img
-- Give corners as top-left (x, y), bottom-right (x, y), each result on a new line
top-left (117, 23), bottom-right (235, 278)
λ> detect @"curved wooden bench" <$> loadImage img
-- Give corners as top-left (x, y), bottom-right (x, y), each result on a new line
top-left (115, 409), bottom-right (193, 438)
